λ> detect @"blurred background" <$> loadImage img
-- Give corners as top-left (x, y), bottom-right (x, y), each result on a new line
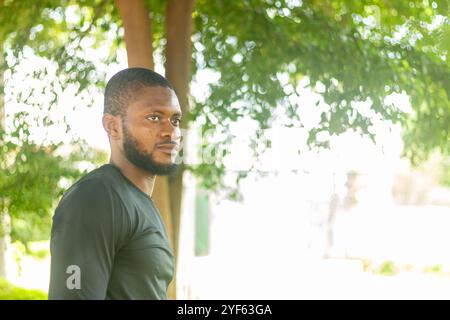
top-left (0, 0), bottom-right (449, 299)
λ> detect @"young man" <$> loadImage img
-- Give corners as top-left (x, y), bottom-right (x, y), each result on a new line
top-left (48, 68), bottom-right (182, 299)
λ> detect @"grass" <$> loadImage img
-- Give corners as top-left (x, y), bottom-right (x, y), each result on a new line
top-left (0, 278), bottom-right (47, 300)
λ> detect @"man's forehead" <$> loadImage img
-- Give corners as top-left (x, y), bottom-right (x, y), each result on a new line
top-left (129, 86), bottom-right (181, 111)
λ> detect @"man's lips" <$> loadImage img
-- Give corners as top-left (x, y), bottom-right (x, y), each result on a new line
top-left (156, 143), bottom-right (179, 154)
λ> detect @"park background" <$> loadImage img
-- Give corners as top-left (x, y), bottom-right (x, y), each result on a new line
top-left (0, 0), bottom-right (449, 299)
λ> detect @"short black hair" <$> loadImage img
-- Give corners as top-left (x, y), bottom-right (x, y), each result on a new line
top-left (104, 68), bottom-right (173, 116)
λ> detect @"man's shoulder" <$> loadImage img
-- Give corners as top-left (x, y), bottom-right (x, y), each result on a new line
top-left (59, 164), bottom-right (119, 204)
top-left (52, 165), bottom-right (126, 232)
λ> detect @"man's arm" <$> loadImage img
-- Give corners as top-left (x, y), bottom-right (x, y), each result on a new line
top-left (48, 179), bottom-right (118, 299)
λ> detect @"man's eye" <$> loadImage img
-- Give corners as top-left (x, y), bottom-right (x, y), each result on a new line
top-left (147, 115), bottom-right (160, 122)
top-left (171, 118), bottom-right (181, 126)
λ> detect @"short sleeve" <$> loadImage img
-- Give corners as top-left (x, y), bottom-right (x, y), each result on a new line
top-left (48, 179), bottom-right (119, 299)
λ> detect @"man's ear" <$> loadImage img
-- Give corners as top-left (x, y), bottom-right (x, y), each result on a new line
top-left (102, 113), bottom-right (122, 140)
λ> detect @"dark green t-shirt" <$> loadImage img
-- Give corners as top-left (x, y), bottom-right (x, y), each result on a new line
top-left (48, 164), bottom-right (174, 300)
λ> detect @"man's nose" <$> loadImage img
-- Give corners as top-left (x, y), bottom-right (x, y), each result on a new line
top-left (160, 120), bottom-right (181, 140)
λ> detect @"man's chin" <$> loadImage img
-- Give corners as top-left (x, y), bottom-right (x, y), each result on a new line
top-left (123, 144), bottom-right (180, 176)
top-left (145, 162), bottom-right (180, 176)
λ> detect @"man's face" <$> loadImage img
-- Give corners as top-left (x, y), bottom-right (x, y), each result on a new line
top-left (121, 86), bottom-right (182, 176)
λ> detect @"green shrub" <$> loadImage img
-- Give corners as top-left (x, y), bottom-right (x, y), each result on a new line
top-left (377, 261), bottom-right (398, 276)
top-left (423, 264), bottom-right (444, 275)
top-left (0, 278), bottom-right (47, 300)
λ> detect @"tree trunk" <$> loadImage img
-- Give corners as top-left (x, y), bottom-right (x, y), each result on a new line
top-left (163, 0), bottom-right (195, 299)
top-left (114, 0), bottom-right (154, 70)
top-left (164, 0), bottom-right (195, 258)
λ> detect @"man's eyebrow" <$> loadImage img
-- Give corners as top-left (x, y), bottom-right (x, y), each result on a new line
top-left (142, 108), bottom-right (182, 116)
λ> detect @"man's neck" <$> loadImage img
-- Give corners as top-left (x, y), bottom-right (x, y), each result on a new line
top-left (109, 156), bottom-right (156, 197)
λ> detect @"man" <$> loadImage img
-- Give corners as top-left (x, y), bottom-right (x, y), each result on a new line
top-left (48, 68), bottom-right (182, 299)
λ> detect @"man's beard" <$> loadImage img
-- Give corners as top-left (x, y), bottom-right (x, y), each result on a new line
top-left (122, 124), bottom-right (179, 176)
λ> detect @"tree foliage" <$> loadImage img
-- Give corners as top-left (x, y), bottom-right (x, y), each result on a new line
top-left (0, 0), bottom-right (110, 244)
top-left (0, 109), bottom-right (108, 244)
top-left (192, 0), bottom-right (450, 177)
top-left (1, 0), bottom-right (449, 203)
